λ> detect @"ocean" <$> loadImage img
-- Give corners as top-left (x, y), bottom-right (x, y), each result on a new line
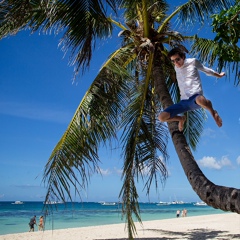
top-left (0, 201), bottom-right (224, 235)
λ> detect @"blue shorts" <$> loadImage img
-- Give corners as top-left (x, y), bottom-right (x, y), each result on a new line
top-left (163, 94), bottom-right (201, 118)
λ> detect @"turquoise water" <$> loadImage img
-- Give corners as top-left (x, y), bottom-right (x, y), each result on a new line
top-left (0, 201), bottom-right (224, 235)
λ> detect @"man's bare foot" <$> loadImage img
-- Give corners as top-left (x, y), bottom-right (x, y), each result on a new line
top-left (213, 111), bottom-right (222, 127)
top-left (178, 116), bottom-right (186, 131)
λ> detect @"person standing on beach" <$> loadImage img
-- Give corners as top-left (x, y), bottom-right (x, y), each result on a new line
top-left (181, 209), bottom-right (184, 217)
top-left (183, 208), bottom-right (187, 217)
top-left (38, 216), bottom-right (44, 231)
top-left (158, 47), bottom-right (225, 131)
top-left (176, 210), bottom-right (180, 218)
top-left (28, 215), bottom-right (36, 232)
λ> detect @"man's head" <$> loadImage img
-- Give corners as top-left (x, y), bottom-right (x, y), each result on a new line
top-left (168, 47), bottom-right (186, 68)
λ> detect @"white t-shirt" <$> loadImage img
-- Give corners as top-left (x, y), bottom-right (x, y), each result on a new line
top-left (175, 58), bottom-right (217, 100)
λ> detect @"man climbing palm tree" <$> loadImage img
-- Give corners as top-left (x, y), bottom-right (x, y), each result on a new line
top-left (158, 47), bottom-right (225, 131)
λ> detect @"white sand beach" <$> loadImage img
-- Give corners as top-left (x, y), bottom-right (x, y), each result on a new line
top-left (0, 213), bottom-right (239, 240)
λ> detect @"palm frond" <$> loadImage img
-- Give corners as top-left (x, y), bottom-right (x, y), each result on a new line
top-left (163, 31), bottom-right (184, 44)
top-left (119, 171), bottom-right (140, 238)
top-left (190, 36), bottom-right (218, 64)
top-left (184, 108), bottom-right (207, 151)
top-left (43, 56), bottom-right (132, 203)
top-left (119, 81), bottom-right (169, 230)
top-left (51, 0), bottom-right (114, 76)
top-left (100, 43), bottom-right (136, 71)
top-left (140, 101), bottom-right (169, 193)
top-left (176, 0), bottom-right (234, 26)
top-left (119, 52), bottom-right (169, 237)
top-left (0, 0), bottom-right (49, 37)
top-left (119, 94), bottom-right (169, 237)
top-left (167, 80), bottom-right (180, 104)
top-left (121, 0), bottom-right (169, 24)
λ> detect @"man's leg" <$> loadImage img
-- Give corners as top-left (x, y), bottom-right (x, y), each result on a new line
top-left (195, 95), bottom-right (222, 127)
top-left (158, 111), bottom-right (186, 131)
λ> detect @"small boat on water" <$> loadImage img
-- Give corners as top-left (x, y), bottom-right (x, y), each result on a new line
top-left (11, 201), bottom-right (24, 205)
top-left (43, 201), bottom-right (63, 205)
top-left (100, 202), bottom-right (116, 206)
top-left (171, 200), bottom-right (185, 205)
top-left (156, 201), bottom-right (171, 206)
top-left (193, 201), bottom-right (207, 206)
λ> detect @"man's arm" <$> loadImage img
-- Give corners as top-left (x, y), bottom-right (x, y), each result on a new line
top-left (194, 59), bottom-right (225, 78)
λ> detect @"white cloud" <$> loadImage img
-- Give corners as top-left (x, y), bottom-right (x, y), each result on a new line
top-left (98, 168), bottom-right (111, 176)
top-left (220, 156), bottom-right (232, 166)
top-left (202, 128), bottom-right (216, 138)
top-left (236, 156), bottom-right (240, 165)
top-left (113, 167), bottom-right (123, 175)
top-left (97, 167), bottom-right (122, 176)
top-left (197, 156), bottom-right (232, 170)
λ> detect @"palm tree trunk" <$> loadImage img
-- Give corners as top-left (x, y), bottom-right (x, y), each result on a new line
top-left (152, 47), bottom-right (240, 214)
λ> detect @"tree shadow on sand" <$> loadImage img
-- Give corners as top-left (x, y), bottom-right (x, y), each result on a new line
top-left (94, 227), bottom-right (240, 240)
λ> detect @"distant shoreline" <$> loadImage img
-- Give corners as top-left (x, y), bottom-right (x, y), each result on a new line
top-left (0, 213), bottom-right (239, 240)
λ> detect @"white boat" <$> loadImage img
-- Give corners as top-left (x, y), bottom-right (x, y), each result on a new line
top-left (170, 195), bottom-right (185, 205)
top-left (156, 201), bottom-right (170, 206)
top-left (100, 202), bottom-right (116, 206)
top-left (11, 201), bottom-right (24, 204)
top-left (171, 201), bottom-right (185, 205)
top-left (194, 201), bottom-right (207, 206)
top-left (43, 201), bottom-right (63, 205)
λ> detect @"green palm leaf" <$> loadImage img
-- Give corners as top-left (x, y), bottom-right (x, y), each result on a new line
top-left (119, 51), bottom-right (169, 234)
top-left (119, 86), bottom-right (169, 235)
top-left (184, 109), bottom-right (207, 151)
top-left (43, 56), bottom-right (132, 203)
top-left (177, 0), bottom-right (234, 26)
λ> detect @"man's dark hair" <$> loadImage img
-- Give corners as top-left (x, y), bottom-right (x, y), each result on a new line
top-left (168, 47), bottom-right (186, 59)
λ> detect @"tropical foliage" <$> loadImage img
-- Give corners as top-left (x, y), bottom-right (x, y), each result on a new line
top-left (212, 1), bottom-right (240, 46)
top-left (1, 0), bottom-right (240, 239)
top-left (210, 0), bottom-right (240, 84)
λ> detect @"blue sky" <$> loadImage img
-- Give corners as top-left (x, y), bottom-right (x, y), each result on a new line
top-left (0, 9), bottom-right (239, 203)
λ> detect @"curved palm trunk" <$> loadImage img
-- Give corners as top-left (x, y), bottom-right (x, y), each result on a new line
top-left (153, 48), bottom-right (240, 214)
